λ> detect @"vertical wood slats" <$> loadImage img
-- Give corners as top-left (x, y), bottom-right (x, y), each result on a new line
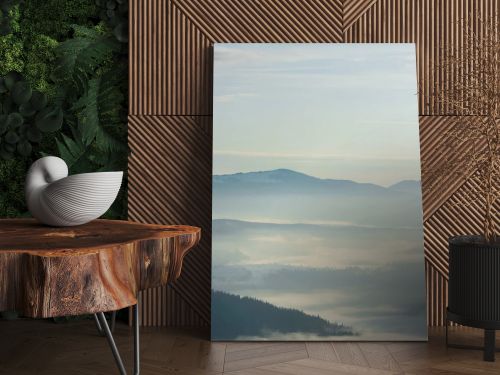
top-left (129, 0), bottom-right (212, 115)
top-left (138, 285), bottom-right (206, 326)
top-left (129, 0), bottom-right (500, 327)
top-left (426, 260), bottom-right (447, 327)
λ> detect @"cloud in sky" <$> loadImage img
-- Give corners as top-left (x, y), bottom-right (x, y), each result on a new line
top-left (213, 219), bottom-right (423, 268)
top-left (214, 43), bottom-right (415, 66)
top-left (213, 149), bottom-right (419, 161)
top-left (212, 43), bottom-right (421, 184)
top-left (214, 92), bottom-right (258, 103)
top-left (214, 44), bottom-right (418, 92)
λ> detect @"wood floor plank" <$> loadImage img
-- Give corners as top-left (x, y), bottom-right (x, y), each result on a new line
top-left (166, 336), bottom-right (226, 373)
top-left (226, 342), bottom-right (279, 354)
top-left (224, 368), bottom-right (285, 375)
top-left (223, 349), bottom-right (308, 372)
top-left (385, 342), bottom-right (427, 355)
top-left (201, 341), bottom-right (227, 373)
top-left (358, 343), bottom-right (401, 371)
top-left (430, 357), bottom-right (500, 374)
top-left (305, 342), bottom-right (339, 362)
top-left (259, 358), bottom-right (399, 375)
top-left (141, 328), bottom-right (177, 363)
top-left (226, 343), bottom-right (305, 362)
top-left (388, 342), bottom-right (450, 373)
top-left (332, 343), bottom-right (370, 367)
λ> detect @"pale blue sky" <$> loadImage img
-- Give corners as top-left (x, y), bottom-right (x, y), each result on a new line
top-left (213, 43), bottom-right (421, 186)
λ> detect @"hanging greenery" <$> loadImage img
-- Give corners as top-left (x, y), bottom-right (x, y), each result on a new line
top-left (0, 0), bottom-right (128, 219)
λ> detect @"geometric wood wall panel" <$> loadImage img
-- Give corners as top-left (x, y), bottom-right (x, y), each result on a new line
top-left (424, 174), bottom-right (500, 280)
top-left (419, 116), bottom-right (472, 219)
top-left (128, 115), bottom-right (212, 326)
top-left (173, 0), bottom-right (344, 44)
top-left (343, 0), bottom-right (379, 31)
top-left (129, 0), bottom-right (167, 115)
top-left (129, 0), bottom-right (213, 115)
top-left (129, 0), bottom-right (500, 327)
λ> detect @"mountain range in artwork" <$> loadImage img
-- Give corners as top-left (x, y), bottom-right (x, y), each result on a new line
top-left (212, 169), bottom-right (426, 340)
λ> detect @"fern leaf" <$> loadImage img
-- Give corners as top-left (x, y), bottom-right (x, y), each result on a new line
top-left (56, 132), bottom-right (90, 172)
top-left (72, 78), bottom-right (99, 145)
top-left (72, 71), bottom-right (126, 153)
top-left (53, 25), bottom-right (120, 93)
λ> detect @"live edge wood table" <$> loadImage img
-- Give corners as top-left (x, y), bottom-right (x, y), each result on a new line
top-left (0, 219), bottom-right (201, 375)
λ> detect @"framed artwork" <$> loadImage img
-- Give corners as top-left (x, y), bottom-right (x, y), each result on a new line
top-left (212, 43), bottom-right (427, 341)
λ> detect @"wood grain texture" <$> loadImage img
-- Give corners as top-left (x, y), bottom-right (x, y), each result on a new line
top-left (0, 219), bottom-right (200, 318)
top-left (129, 0), bottom-right (500, 327)
top-left (343, 0), bottom-right (379, 31)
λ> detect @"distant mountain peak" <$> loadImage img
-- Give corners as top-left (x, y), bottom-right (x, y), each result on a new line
top-left (215, 169), bottom-right (320, 184)
top-left (214, 169), bottom-right (385, 192)
top-left (221, 168), bottom-right (316, 178)
top-left (388, 180), bottom-right (421, 192)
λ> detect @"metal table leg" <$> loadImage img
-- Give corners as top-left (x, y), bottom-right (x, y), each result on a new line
top-left (94, 311), bottom-right (117, 336)
top-left (94, 304), bottom-right (140, 375)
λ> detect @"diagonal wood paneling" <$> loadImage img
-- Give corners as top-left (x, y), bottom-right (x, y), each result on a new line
top-left (424, 174), bottom-right (500, 279)
top-left (173, 0), bottom-right (343, 43)
top-left (343, 0), bottom-right (379, 31)
top-left (419, 116), bottom-right (476, 220)
top-left (128, 114), bottom-right (212, 326)
top-left (129, 1), bottom-right (500, 327)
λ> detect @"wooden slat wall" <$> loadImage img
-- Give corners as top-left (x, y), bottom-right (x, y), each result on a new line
top-left (129, 0), bottom-right (500, 327)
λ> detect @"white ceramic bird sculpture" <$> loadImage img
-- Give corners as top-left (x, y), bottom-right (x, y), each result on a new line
top-left (25, 156), bottom-right (123, 226)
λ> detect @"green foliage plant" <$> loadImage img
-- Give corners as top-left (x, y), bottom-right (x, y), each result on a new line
top-left (0, 71), bottom-right (62, 159)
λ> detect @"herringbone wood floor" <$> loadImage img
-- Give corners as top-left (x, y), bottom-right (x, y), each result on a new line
top-left (1, 320), bottom-right (499, 374)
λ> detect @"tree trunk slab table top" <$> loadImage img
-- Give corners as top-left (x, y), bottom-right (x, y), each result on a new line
top-left (0, 219), bottom-right (201, 318)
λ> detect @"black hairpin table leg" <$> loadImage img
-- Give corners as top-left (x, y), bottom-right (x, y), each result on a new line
top-left (94, 311), bottom-right (117, 336)
top-left (94, 303), bottom-right (140, 374)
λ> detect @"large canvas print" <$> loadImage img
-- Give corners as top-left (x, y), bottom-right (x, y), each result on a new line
top-left (212, 44), bottom-right (427, 341)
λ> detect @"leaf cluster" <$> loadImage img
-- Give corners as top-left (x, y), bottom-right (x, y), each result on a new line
top-left (0, 71), bottom-right (62, 159)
